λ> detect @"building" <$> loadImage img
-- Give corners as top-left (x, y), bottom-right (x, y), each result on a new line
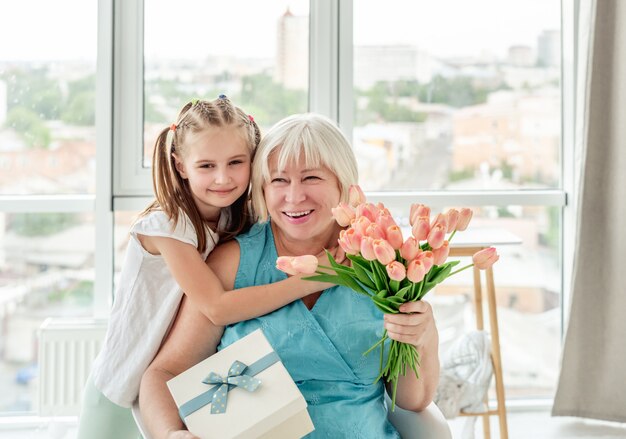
top-left (507, 45), bottom-right (534, 67)
top-left (275, 8), bottom-right (308, 90)
top-left (537, 30), bottom-right (560, 67)
top-left (450, 89), bottom-right (560, 186)
top-left (354, 45), bottom-right (448, 89)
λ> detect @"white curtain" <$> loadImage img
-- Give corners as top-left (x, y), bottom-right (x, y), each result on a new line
top-left (552, 0), bottom-right (626, 422)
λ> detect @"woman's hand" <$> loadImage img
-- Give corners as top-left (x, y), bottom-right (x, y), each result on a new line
top-left (383, 300), bottom-right (438, 351)
top-left (167, 430), bottom-right (199, 439)
top-left (384, 300), bottom-right (440, 411)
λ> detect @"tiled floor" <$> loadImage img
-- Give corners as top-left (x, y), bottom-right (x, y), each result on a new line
top-left (1, 410), bottom-right (625, 438)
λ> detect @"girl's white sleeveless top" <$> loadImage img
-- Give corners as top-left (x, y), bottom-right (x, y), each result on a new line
top-left (91, 210), bottom-right (218, 407)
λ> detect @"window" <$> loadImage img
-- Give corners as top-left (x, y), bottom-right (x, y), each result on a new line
top-left (0, 0), bottom-right (97, 413)
top-left (351, 0), bottom-right (563, 400)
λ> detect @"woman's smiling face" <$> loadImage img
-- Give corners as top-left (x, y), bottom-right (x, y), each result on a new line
top-left (263, 152), bottom-right (341, 249)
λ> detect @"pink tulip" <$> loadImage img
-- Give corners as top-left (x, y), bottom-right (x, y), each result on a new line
top-left (473, 247), bottom-right (499, 270)
top-left (373, 239), bottom-right (396, 265)
top-left (445, 209), bottom-right (459, 233)
top-left (376, 212), bottom-right (397, 231)
top-left (407, 259), bottom-right (426, 283)
top-left (412, 216), bottom-right (431, 241)
top-left (331, 202), bottom-right (356, 227)
top-left (457, 208), bottom-right (473, 231)
top-left (365, 223), bottom-right (386, 240)
top-left (360, 237), bottom-right (377, 261)
top-left (427, 224), bottom-right (446, 249)
top-left (400, 236), bottom-right (422, 261)
top-left (352, 216), bottom-right (371, 236)
top-left (431, 213), bottom-right (448, 230)
top-left (386, 261), bottom-right (407, 281)
top-left (276, 255), bottom-right (318, 275)
top-left (416, 251), bottom-right (434, 272)
top-left (409, 204), bottom-right (431, 225)
top-left (386, 226), bottom-right (404, 250)
top-left (432, 240), bottom-right (450, 266)
top-left (356, 203), bottom-right (379, 222)
top-left (348, 185), bottom-right (367, 207)
top-left (338, 229), bottom-right (361, 255)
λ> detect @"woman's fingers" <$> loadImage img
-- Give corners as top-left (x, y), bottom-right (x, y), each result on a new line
top-left (384, 300), bottom-right (435, 346)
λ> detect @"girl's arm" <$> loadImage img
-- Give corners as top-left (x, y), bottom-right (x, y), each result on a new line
top-left (139, 234), bottom-right (329, 326)
top-left (383, 300), bottom-right (440, 412)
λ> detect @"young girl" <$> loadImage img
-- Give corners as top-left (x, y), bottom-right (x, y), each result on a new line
top-left (77, 96), bottom-right (334, 439)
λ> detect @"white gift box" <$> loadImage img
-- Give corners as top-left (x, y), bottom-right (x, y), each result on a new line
top-left (167, 329), bottom-right (314, 439)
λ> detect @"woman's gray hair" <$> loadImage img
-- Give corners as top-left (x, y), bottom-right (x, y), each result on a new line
top-left (251, 113), bottom-right (359, 222)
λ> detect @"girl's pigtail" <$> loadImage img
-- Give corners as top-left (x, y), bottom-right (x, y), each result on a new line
top-left (248, 116), bottom-right (261, 159)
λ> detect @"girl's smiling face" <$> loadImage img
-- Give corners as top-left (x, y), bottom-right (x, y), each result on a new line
top-left (174, 125), bottom-right (251, 221)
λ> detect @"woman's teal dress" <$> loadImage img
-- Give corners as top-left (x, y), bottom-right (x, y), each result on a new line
top-left (218, 222), bottom-right (400, 438)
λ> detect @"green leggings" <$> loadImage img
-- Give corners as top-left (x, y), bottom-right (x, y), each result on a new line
top-left (76, 374), bottom-right (141, 439)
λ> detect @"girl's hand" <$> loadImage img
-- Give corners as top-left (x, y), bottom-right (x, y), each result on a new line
top-left (383, 300), bottom-right (438, 350)
top-left (299, 246), bottom-right (347, 291)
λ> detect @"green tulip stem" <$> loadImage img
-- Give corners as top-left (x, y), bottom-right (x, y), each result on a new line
top-left (449, 263), bottom-right (474, 277)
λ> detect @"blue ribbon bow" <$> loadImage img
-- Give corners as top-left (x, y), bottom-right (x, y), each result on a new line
top-left (202, 360), bottom-right (261, 414)
top-left (178, 351), bottom-right (280, 420)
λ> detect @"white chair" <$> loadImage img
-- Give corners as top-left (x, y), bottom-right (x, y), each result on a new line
top-left (385, 394), bottom-right (453, 439)
top-left (132, 395), bottom-right (452, 439)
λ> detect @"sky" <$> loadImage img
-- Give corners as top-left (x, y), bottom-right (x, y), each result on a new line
top-left (0, 0), bottom-right (560, 62)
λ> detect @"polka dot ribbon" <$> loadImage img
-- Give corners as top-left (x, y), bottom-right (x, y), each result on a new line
top-left (202, 360), bottom-right (261, 414)
top-left (177, 351), bottom-right (280, 421)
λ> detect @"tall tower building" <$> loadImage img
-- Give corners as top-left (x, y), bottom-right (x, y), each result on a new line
top-left (537, 30), bottom-right (560, 67)
top-left (275, 8), bottom-right (309, 90)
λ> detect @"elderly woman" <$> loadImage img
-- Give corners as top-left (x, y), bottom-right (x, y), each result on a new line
top-left (140, 113), bottom-right (440, 438)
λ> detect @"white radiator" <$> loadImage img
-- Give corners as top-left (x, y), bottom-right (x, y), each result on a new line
top-left (37, 318), bottom-right (108, 416)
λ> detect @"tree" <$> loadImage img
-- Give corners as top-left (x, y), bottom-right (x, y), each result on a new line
top-left (62, 91), bottom-right (95, 125)
top-left (358, 81), bottom-right (427, 125)
top-left (9, 213), bottom-right (79, 236)
top-left (61, 75), bottom-right (96, 126)
top-left (1, 67), bottom-right (63, 120)
top-left (5, 107), bottom-right (51, 148)
top-left (238, 73), bottom-right (307, 127)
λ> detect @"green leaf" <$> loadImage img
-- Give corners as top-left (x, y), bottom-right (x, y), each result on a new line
top-left (334, 270), bottom-right (370, 295)
top-left (386, 295), bottom-right (406, 306)
top-left (371, 260), bottom-right (390, 291)
top-left (395, 286), bottom-right (411, 300)
top-left (389, 279), bottom-right (400, 294)
top-left (372, 295), bottom-right (399, 313)
top-left (428, 262), bottom-right (456, 284)
top-left (303, 273), bottom-right (351, 287)
top-left (347, 256), bottom-right (377, 289)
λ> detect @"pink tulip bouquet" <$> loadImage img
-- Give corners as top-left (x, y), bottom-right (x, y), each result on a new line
top-left (276, 185), bottom-right (499, 409)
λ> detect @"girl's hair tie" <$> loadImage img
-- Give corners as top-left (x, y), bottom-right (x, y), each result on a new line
top-left (170, 123), bottom-right (177, 131)
top-left (248, 115), bottom-right (254, 122)
top-left (218, 94), bottom-right (227, 99)
top-left (191, 98), bottom-right (199, 106)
